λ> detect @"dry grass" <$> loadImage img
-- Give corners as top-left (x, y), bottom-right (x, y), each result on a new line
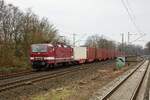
top-left (31, 87), bottom-right (74, 100)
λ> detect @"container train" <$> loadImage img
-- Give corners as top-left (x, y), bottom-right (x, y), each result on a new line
top-left (30, 43), bottom-right (125, 70)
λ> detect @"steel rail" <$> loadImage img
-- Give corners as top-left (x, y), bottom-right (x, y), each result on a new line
top-left (0, 60), bottom-right (113, 80)
top-left (0, 65), bottom-right (89, 92)
top-left (0, 60), bottom-right (114, 92)
top-left (130, 60), bottom-right (150, 100)
top-left (100, 60), bottom-right (147, 100)
top-left (0, 71), bottom-right (34, 80)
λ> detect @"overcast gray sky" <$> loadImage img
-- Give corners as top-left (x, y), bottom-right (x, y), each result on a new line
top-left (5, 0), bottom-right (150, 47)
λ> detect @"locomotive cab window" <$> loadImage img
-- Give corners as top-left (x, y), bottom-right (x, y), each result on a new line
top-left (64, 45), bottom-right (67, 48)
top-left (48, 46), bottom-right (53, 51)
top-left (58, 45), bottom-right (61, 47)
top-left (31, 44), bottom-right (48, 52)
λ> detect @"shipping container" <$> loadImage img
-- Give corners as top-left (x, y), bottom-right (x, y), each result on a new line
top-left (73, 47), bottom-right (87, 63)
top-left (112, 50), bottom-right (115, 59)
top-left (110, 50), bottom-right (114, 59)
top-left (87, 47), bottom-right (96, 62)
top-left (96, 48), bottom-right (103, 61)
top-left (102, 48), bottom-right (108, 60)
top-left (108, 49), bottom-right (111, 59)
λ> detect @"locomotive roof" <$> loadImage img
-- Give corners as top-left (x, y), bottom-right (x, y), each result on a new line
top-left (31, 43), bottom-right (71, 48)
top-left (31, 43), bottom-right (53, 46)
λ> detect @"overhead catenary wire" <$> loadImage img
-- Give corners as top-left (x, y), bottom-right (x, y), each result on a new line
top-left (121, 0), bottom-right (146, 44)
top-left (121, 0), bottom-right (142, 33)
top-left (125, 0), bottom-right (136, 20)
top-left (74, 33), bottom-right (88, 44)
top-left (125, 0), bottom-right (145, 35)
top-left (130, 33), bottom-right (146, 43)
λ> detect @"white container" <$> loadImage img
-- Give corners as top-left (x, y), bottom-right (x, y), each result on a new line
top-left (73, 47), bottom-right (87, 60)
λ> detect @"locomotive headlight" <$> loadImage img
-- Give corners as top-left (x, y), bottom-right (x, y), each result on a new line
top-left (30, 57), bottom-right (34, 60)
top-left (42, 62), bottom-right (45, 65)
top-left (44, 57), bottom-right (54, 60)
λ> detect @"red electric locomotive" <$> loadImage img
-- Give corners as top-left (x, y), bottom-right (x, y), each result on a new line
top-left (30, 43), bottom-right (73, 70)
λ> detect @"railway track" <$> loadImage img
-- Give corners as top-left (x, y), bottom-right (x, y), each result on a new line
top-left (0, 70), bottom-right (34, 80)
top-left (0, 66), bottom-right (87, 92)
top-left (0, 60), bottom-right (113, 81)
top-left (0, 60), bottom-right (113, 92)
top-left (93, 60), bottom-right (149, 100)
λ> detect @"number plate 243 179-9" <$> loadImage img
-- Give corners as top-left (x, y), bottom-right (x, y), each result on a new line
top-left (35, 57), bottom-right (44, 60)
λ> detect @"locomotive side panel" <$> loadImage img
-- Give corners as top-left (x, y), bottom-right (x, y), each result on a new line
top-left (54, 45), bottom-right (73, 63)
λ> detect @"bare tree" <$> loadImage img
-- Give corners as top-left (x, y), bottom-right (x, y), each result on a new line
top-left (0, 1), bottom-right (58, 67)
top-left (85, 34), bottom-right (116, 49)
top-left (118, 43), bottom-right (144, 56)
top-left (146, 41), bottom-right (150, 53)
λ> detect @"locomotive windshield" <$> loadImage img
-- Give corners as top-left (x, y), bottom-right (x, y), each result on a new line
top-left (31, 44), bottom-right (48, 52)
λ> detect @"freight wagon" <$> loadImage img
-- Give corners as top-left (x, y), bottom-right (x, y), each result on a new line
top-left (73, 47), bottom-right (87, 64)
top-left (86, 47), bottom-right (96, 62)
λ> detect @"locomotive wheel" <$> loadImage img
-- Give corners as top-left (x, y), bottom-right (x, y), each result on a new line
top-left (44, 64), bottom-right (51, 71)
top-left (35, 68), bottom-right (41, 72)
